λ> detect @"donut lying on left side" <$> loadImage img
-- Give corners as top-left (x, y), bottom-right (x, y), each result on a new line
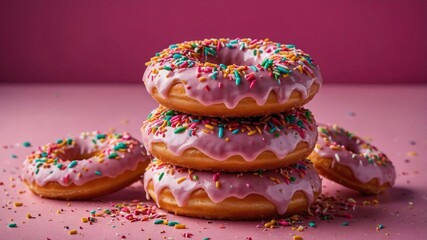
top-left (21, 131), bottom-right (151, 200)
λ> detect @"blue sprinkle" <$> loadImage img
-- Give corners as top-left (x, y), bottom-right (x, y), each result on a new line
top-left (232, 129), bottom-right (240, 134)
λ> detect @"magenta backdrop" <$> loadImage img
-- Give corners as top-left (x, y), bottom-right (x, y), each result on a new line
top-left (1, 0), bottom-right (426, 84)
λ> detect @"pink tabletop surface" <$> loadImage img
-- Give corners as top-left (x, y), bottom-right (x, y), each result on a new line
top-left (1, 84), bottom-right (426, 240)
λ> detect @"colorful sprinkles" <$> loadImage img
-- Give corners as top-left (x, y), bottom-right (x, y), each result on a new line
top-left (145, 38), bottom-right (317, 88)
top-left (22, 131), bottom-right (140, 185)
top-left (318, 124), bottom-right (392, 167)
top-left (144, 106), bottom-right (315, 140)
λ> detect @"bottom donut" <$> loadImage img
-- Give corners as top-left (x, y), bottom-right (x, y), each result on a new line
top-left (144, 159), bottom-right (322, 220)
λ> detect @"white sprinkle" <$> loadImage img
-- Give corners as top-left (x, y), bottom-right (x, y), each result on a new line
top-left (335, 153), bottom-right (341, 162)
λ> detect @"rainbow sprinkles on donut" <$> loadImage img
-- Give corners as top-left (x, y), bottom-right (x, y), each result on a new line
top-left (143, 38), bottom-right (322, 117)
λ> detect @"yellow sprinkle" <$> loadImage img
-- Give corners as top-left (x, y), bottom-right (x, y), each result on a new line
top-left (97, 159), bottom-right (104, 163)
top-left (199, 77), bottom-right (207, 82)
top-left (215, 181), bottom-right (220, 189)
top-left (315, 144), bottom-right (322, 150)
top-left (407, 151), bottom-right (417, 157)
top-left (68, 230), bottom-right (78, 235)
top-left (163, 220), bottom-right (168, 225)
top-left (181, 79), bottom-right (188, 85)
top-left (247, 130), bottom-right (257, 136)
top-left (202, 129), bottom-right (211, 134)
top-left (81, 217), bottom-right (88, 223)
top-left (255, 126), bottom-right (262, 134)
top-left (204, 124), bottom-right (214, 130)
top-left (204, 62), bottom-right (217, 67)
top-left (296, 225), bottom-right (305, 232)
top-left (177, 176), bottom-right (186, 184)
top-left (14, 202), bottom-right (23, 207)
top-left (293, 235), bottom-right (303, 240)
top-left (56, 209), bottom-right (62, 214)
top-left (26, 213), bottom-right (32, 219)
top-left (330, 145), bottom-right (341, 150)
top-left (174, 224), bottom-right (186, 229)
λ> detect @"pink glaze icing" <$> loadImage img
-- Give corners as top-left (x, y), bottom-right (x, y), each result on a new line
top-left (144, 159), bottom-right (322, 215)
top-left (314, 124), bottom-right (396, 186)
top-left (21, 131), bottom-right (150, 187)
top-left (141, 106), bottom-right (317, 161)
top-left (143, 38), bottom-right (322, 108)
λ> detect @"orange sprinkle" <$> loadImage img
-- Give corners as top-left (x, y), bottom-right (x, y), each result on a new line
top-left (14, 202), bottom-right (23, 207)
top-left (199, 77), bottom-right (207, 82)
top-left (68, 230), bottom-right (78, 235)
top-left (177, 177), bottom-right (186, 184)
top-left (205, 124), bottom-right (214, 130)
top-left (215, 181), bottom-right (220, 189)
top-left (174, 224), bottom-right (186, 229)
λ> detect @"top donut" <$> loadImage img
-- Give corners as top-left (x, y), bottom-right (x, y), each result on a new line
top-left (143, 38), bottom-right (322, 117)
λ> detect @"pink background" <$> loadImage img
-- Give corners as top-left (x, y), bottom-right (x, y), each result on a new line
top-left (1, 0), bottom-right (426, 84)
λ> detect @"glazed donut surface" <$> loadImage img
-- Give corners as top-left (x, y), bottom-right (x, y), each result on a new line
top-left (144, 159), bottom-right (322, 219)
top-left (308, 124), bottom-right (396, 194)
top-left (22, 131), bottom-right (150, 200)
top-left (143, 38), bottom-right (322, 116)
top-left (142, 105), bottom-right (318, 171)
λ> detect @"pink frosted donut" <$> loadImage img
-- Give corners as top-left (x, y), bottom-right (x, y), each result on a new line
top-left (141, 105), bottom-right (318, 171)
top-left (143, 38), bottom-right (322, 117)
top-left (22, 131), bottom-right (150, 200)
top-left (144, 158), bottom-right (322, 220)
top-left (308, 124), bottom-right (396, 194)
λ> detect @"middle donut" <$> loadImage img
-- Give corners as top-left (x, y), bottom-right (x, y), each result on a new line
top-left (141, 105), bottom-right (318, 171)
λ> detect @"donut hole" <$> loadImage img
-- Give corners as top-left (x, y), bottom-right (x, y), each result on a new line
top-left (57, 144), bottom-right (101, 162)
top-left (328, 135), bottom-right (360, 154)
top-left (203, 48), bottom-right (256, 66)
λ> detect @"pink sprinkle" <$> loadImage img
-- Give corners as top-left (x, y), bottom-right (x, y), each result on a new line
top-left (182, 233), bottom-right (193, 238)
top-left (249, 80), bottom-right (256, 88)
top-left (213, 172), bottom-right (220, 181)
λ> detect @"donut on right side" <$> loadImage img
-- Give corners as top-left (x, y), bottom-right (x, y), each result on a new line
top-left (308, 124), bottom-right (396, 194)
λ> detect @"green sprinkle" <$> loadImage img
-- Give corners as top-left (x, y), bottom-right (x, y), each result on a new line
top-left (113, 142), bottom-right (127, 151)
top-left (234, 70), bottom-right (241, 85)
top-left (192, 175), bottom-right (198, 180)
top-left (168, 221), bottom-right (179, 226)
top-left (154, 219), bottom-right (164, 224)
top-left (286, 44), bottom-right (296, 48)
top-left (308, 221), bottom-right (316, 227)
top-left (94, 171), bottom-right (102, 176)
top-left (90, 210), bottom-right (96, 215)
top-left (96, 134), bottom-right (106, 139)
top-left (203, 238), bottom-right (210, 240)
top-left (57, 163), bottom-right (63, 169)
top-left (158, 172), bottom-right (165, 181)
top-left (219, 64), bottom-right (227, 70)
top-left (250, 65), bottom-right (258, 72)
top-left (68, 160), bottom-right (78, 168)
top-left (341, 222), bottom-right (349, 226)
top-left (36, 162), bottom-right (43, 168)
top-left (108, 152), bottom-right (118, 159)
top-left (289, 176), bottom-right (296, 182)
top-left (67, 138), bottom-right (73, 145)
top-left (11, 154), bottom-right (18, 159)
top-left (164, 65), bottom-right (172, 71)
top-left (165, 110), bottom-right (175, 115)
top-left (22, 141), bottom-right (31, 147)
top-left (104, 209), bottom-right (111, 214)
top-left (56, 139), bottom-right (63, 144)
top-left (41, 152), bottom-right (48, 157)
top-left (173, 53), bottom-right (182, 59)
top-left (35, 169), bottom-right (39, 174)
top-left (8, 223), bottom-right (17, 228)
top-left (174, 126), bottom-right (186, 134)
top-left (146, 113), bottom-right (152, 120)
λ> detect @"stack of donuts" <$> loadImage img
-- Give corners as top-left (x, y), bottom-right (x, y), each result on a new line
top-left (141, 38), bottom-right (323, 219)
